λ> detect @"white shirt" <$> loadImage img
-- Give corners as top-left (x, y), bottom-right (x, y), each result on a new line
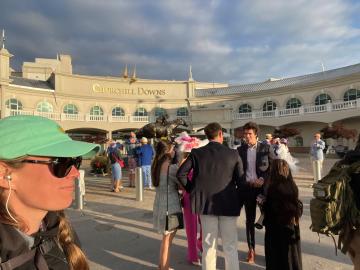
top-left (246, 144), bottom-right (258, 182)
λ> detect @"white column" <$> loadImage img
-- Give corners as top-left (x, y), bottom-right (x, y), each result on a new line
top-left (135, 167), bottom-right (143, 201)
top-left (106, 131), bottom-right (112, 142)
top-left (74, 169), bottom-right (85, 210)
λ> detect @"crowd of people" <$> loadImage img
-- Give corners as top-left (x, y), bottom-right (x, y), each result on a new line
top-left (101, 121), bottom-right (316, 270)
top-left (94, 119), bottom-right (359, 270)
top-left (149, 121), bottom-right (303, 270)
top-left (105, 132), bottom-right (155, 192)
top-left (0, 113), bottom-right (355, 270)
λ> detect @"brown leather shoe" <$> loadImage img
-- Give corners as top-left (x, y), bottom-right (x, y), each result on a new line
top-left (247, 249), bottom-right (255, 264)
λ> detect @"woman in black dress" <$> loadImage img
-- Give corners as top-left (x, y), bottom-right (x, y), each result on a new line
top-left (263, 159), bottom-right (303, 270)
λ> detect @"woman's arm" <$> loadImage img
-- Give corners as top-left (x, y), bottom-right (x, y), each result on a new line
top-left (176, 155), bottom-right (194, 192)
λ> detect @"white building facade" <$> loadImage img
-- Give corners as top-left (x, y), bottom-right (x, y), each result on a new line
top-left (0, 46), bottom-right (359, 150)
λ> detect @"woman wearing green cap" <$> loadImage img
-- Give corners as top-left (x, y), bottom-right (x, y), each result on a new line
top-left (0, 115), bottom-right (100, 269)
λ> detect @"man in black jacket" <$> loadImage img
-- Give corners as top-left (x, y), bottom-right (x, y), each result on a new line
top-left (177, 122), bottom-right (245, 270)
top-left (237, 121), bottom-right (270, 264)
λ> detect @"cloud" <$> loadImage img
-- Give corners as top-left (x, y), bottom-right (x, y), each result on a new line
top-left (0, 0), bottom-right (359, 84)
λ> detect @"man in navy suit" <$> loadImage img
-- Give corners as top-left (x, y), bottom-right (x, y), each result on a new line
top-left (237, 122), bottom-right (270, 264)
top-left (177, 122), bottom-right (245, 270)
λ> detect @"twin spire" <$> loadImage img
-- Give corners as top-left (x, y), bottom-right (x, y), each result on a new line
top-left (3, 28), bottom-right (195, 82)
top-left (121, 64), bottom-right (194, 81)
top-left (189, 65), bottom-right (193, 81)
top-left (1, 29), bottom-right (5, 49)
top-left (122, 64), bottom-right (136, 80)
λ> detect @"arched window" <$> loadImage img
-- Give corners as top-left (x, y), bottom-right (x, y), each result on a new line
top-left (154, 107), bottom-right (167, 117)
top-left (315, 94), bottom-right (331, 105)
top-left (63, 104), bottom-right (78, 115)
top-left (286, 98), bottom-right (302, 109)
top-left (344, 89), bottom-right (360, 101)
top-left (112, 107), bottom-right (125, 116)
top-left (134, 107), bottom-right (147, 116)
top-left (262, 101), bottom-right (277, 111)
top-left (90, 106), bottom-right (104, 116)
top-left (5, 98), bottom-right (23, 110)
top-left (36, 101), bottom-right (53, 113)
top-left (238, 104), bottom-right (252, 113)
top-left (177, 107), bottom-right (189, 116)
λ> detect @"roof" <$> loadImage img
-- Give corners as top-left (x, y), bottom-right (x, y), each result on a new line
top-left (195, 63), bottom-right (360, 97)
top-left (9, 76), bottom-right (54, 91)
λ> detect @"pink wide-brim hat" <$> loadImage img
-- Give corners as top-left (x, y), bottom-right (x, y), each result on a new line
top-left (175, 131), bottom-right (208, 152)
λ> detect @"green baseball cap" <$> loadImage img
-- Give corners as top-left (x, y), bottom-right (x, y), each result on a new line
top-left (0, 115), bottom-right (100, 160)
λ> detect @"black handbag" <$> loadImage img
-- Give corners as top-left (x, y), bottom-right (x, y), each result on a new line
top-left (165, 212), bottom-right (184, 231)
top-left (165, 165), bottom-right (184, 231)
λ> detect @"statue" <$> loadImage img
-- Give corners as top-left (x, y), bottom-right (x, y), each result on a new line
top-left (136, 115), bottom-right (188, 140)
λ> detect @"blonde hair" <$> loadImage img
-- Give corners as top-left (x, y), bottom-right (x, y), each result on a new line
top-left (57, 211), bottom-right (89, 270)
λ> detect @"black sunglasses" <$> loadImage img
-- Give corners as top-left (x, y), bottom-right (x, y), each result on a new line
top-left (22, 157), bottom-right (82, 178)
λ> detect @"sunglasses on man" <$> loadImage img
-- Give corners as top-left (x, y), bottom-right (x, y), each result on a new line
top-left (22, 157), bottom-right (82, 178)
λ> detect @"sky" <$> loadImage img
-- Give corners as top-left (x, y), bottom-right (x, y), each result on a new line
top-left (0, 0), bottom-right (360, 84)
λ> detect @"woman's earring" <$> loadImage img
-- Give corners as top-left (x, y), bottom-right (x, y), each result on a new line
top-left (5, 175), bottom-right (12, 181)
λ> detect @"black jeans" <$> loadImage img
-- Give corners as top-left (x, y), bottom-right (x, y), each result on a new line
top-left (240, 188), bottom-right (262, 250)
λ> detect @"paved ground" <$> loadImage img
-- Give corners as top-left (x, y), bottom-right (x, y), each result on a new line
top-left (66, 155), bottom-right (353, 270)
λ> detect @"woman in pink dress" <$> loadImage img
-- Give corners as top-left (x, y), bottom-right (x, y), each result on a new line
top-left (175, 132), bottom-right (208, 266)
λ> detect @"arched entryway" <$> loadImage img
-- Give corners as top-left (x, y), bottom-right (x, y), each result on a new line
top-left (66, 128), bottom-right (108, 144)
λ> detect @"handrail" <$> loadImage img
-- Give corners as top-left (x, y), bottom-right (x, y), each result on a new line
top-left (5, 98), bottom-right (359, 123)
top-left (232, 99), bottom-right (359, 120)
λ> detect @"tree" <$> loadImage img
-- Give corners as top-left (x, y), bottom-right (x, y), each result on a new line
top-left (320, 123), bottom-right (358, 141)
top-left (273, 127), bottom-right (301, 138)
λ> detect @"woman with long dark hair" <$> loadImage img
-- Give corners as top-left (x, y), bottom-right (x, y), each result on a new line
top-left (263, 159), bottom-right (303, 270)
top-left (152, 140), bottom-right (182, 270)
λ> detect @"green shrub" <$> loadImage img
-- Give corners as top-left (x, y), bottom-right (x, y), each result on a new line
top-left (90, 155), bottom-right (110, 175)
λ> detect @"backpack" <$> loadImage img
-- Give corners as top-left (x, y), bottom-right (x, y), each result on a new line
top-left (310, 158), bottom-right (360, 254)
top-left (0, 240), bottom-right (54, 270)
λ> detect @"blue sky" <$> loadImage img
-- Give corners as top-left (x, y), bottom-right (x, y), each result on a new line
top-left (1, 0), bottom-right (360, 84)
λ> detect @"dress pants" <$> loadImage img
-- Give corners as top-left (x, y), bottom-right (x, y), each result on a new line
top-left (312, 159), bottom-right (323, 181)
top-left (200, 215), bottom-right (239, 270)
top-left (240, 188), bottom-right (261, 250)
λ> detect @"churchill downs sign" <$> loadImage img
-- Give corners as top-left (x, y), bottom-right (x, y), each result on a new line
top-left (92, 84), bottom-right (166, 96)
